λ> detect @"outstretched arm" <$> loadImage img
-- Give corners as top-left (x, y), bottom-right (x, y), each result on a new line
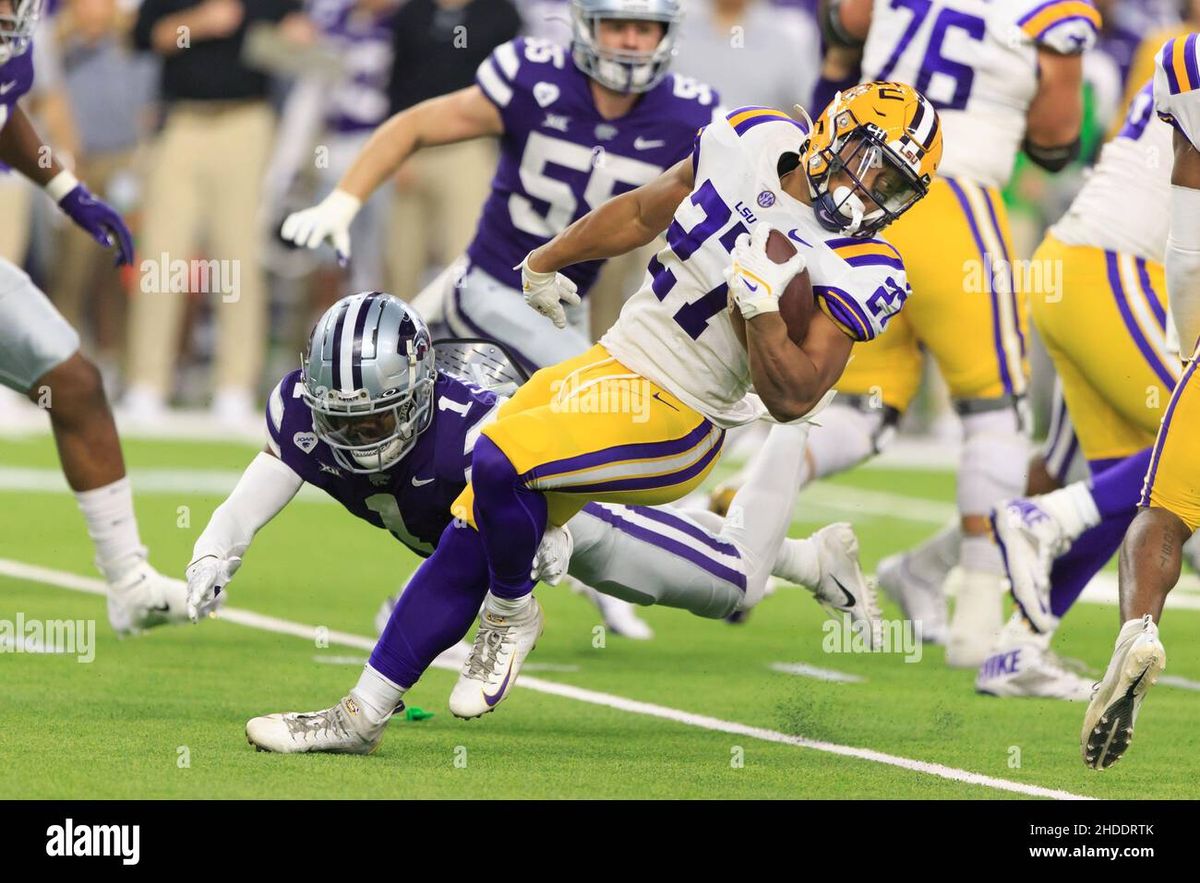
top-left (525, 157), bottom-right (695, 273)
top-left (185, 450), bottom-right (304, 620)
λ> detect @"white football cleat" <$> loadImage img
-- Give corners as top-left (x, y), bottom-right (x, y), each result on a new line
top-left (991, 498), bottom-right (1069, 633)
top-left (944, 568), bottom-right (1005, 669)
top-left (1082, 615), bottom-right (1166, 770)
top-left (976, 615), bottom-right (1093, 700)
top-left (809, 523), bottom-right (881, 647)
top-left (449, 597), bottom-right (544, 719)
top-left (876, 550), bottom-right (948, 644)
top-left (246, 693), bottom-right (392, 755)
top-left (568, 579), bottom-right (654, 640)
top-left (106, 559), bottom-right (194, 635)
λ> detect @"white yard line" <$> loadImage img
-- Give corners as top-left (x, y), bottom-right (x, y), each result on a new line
top-left (0, 555), bottom-right (1092, 801)
top-left (769, 661), bottom-right (866, 683)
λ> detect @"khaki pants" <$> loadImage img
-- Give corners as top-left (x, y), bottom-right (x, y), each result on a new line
top-left (126, 101), bottom-right (274, 397)
top-left (0, 174), bottom-right (32, 264)
top-left (385, 139), bottom-right (496, 299)
top-left (51, 150), bottom-right (134, 361)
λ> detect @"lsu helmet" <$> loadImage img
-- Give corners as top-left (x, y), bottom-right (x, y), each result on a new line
top-left (571, 0), bottom-right (682, 94)
top-left (0, 0), bottom-right (42, 66)
top-left (800, 81), bottom-right (942, 237)
top-left (302, 292), bottom-right (436, 474)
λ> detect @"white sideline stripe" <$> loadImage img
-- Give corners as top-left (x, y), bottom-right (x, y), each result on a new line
top-left (0, 556), bottom-right (1092, 801)
top-left (769, 661), bottom-right (866, 683)
top-left (1159, 675), bottom-right (1200, 692)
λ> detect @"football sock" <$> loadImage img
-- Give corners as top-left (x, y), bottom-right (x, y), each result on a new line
top-left (74, 477), bottom-right (146, 582)
top-left (368, 521), bottom-right (489, 689)
top-left (773, 536), bottom-right (821, 588)
top-left (899, 520), bottom-right (961, 585)
top-left (720, 423), bottom-right (810, 607)
top-left (470, 436), bottom-right (545, 600)
top-left (960, 533), bottom-right (1003, 575)
top-left (1047, 514), bottom-right (1129, 619)
top-left (484, 592), bottom-right (531, 617)
top-left (1037, 482), bottom-right (1101, 541)
top-left (352, 666), bottom-right (407, 724)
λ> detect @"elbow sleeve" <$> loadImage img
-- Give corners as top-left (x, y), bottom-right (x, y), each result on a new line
top-left (192, 453), bottom-right (303, 562)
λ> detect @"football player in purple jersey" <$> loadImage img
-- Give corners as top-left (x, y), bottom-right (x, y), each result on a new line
top-left (0, 0), bottom-right (202, 633)
top-left (179, 293), bottom-right (879, 754)
top-left (280, 0), bottom-right (720, 372)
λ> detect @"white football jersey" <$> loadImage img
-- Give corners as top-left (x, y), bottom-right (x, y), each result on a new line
top-left (602, 107), bottom-right (912, 428)
top-left (861, 0), bottom-right (1100, 189)
top-left (1153, 32), bottom-right (1200, 150)
top-left (1051, 79), bottom-right (1173, 262)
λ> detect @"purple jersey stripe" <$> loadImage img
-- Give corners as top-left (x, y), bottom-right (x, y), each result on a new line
top-left (945, 177), bottom-right (1014, 396)
top-left (1185, 33), bottom-right (1200, 93)
top-left (554, 433), bottom-right (724, 495)
top-left (628, 504), bottom-right (741, 557)
top-left (815, 285), bottom-right (872, 341)
top-left (522, 418), bottom-right (717, 485)
top-left (816, 291), bottom-right (868, 341)
top-left (1140, 356), bottom-right (1197, 506)
top-left (734, 114), bottom-right (807, 136)
top-left (581, 503), bottom-right (746, 590)
top-left (841, 253), bottom-right (905, 271)
top-left (1105, 251), bottom-right (1178, 391)
top-left (1135, 257), bottom-right (1168, 329)
top-left (1163, 39), bottom-right (1182, 95)
top-left (980, 187), bottom-right (1027, 359)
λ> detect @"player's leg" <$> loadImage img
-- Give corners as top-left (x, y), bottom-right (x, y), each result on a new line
top-left (1082, 358), bottom-right (1199, 767)
top-left (122, 108), bottom-right (204, 418)
top-left (0, 260), bottom-right (186, 632)
top-left (248, 520), bottom-right (490, 753)
top-left (448, 345), bottom-right (725, 716)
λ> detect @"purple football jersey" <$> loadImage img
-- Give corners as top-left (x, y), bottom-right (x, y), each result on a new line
top-left (267, 369), bottom-right (500, 557)
top-left (469, 37), bottom-right (719, 294)
top-left (0, 48), bottom-right (35, 133)
top-left (308, 0), bottom-right (395, 134)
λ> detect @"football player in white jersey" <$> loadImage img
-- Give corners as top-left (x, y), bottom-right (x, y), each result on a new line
top-left (1081, 33), bottom-right (1200, 770)
top-left (232, 83), bottom-right (944, 753)
top-left (719, 0), bottom-right (1098, 669)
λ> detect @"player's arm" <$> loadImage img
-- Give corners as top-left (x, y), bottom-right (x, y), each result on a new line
top-left (1023, 47), bottom-right (1085, 171)
top-left (1166, 128), bottom-right (1200, 354)
top-left (746, 310), bottom-right (852, 422)
top-left (814, 0), bottom-right (871, 110)
top-left (280, 86), bottom-right (503, 260)
top-left (184, 449), bottom-right (304, 621)
top-left (516, 157), bottom-right (695, 328)
top-left (0, 104), bottom-right (134, 264)
top-left (526, 157), bottom-right (695, 273)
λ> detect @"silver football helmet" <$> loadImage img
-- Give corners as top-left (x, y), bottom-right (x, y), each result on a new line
top-left (0, 0), bottom-right (41, 66)
top-left (302, 292), bottom-right (436, 474)
top-left (570, 0), bottom-right (682, 94)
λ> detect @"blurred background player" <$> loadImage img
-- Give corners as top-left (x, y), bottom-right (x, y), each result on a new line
top-left (786, 0), bottom-right (1097, 669)
top-left (1081, 31), bottom-right (1200, 769)
top-left (0, 0), bottom-right (196, 633)
top-left (279, 0), bottom-right (720, 372)
top-left (982, 77), bottom-right (1178, 700)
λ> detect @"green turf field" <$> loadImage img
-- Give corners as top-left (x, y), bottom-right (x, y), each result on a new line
top-left (1, 434), bottom-right (1197, 799)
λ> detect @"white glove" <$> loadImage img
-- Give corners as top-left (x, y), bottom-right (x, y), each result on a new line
top-left (185, 554), bottom-right (242, 622)
top-left (280, 188), bottom-right (362, 265)
top-left (725, 222), bottom-right (806, 320)
top-left (531, 525), bottom-right (573, 586)
top-left (516, 253), bottom-right (581, 329)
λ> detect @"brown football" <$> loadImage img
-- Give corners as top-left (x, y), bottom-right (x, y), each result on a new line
top-left (729, 228), bottom-right (815, 348)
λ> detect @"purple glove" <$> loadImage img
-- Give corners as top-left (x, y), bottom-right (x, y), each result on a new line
top-left (59, 184), bottom-right (135, 266)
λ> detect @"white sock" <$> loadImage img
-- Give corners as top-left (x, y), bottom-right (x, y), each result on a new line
top-left (352, 665), bottom-right (407, 724)
top-left (485, 592), bottom-right (531, 617)
top-left (772, 536), bottom-right (821, 588)
top-left (903, 521), bottom-right (962, 585)
top-left (1038, 482), bottom-right (1101, 540)
top-left (960, 533), bottom-right (1003, 575)
top-left (74, 477), bottom-right (146, 582)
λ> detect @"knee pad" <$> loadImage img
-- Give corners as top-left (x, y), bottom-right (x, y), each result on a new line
top-left (805, 399), bottom-right (895, 480)
top-left (957, 400), bottom-right (1031, 517)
